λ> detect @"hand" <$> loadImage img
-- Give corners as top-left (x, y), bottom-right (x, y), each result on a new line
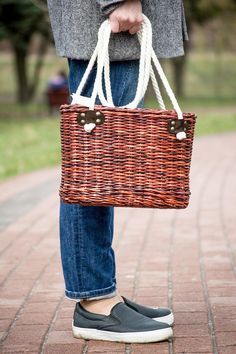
top-left (109, 0), bottom-right (143, 35)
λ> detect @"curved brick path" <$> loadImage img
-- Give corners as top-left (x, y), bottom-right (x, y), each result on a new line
top-left (0, 132), bottom-right (236, 354)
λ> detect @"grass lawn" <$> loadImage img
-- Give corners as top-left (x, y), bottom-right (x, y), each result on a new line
top-left (0, 115), bottom-right (60, 180)
top-left (193, 110), bottom-right (236, 136)
top-left (0, 52), bottom-right (236, 181)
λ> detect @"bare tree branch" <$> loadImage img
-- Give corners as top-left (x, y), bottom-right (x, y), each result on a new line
top-left (30, 0), bottom-right (48, 12)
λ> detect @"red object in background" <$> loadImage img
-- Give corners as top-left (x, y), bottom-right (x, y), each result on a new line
top-left (47, 87), bottom-right (70, 114)
top-left (47, 70), bottom-right (70, 114)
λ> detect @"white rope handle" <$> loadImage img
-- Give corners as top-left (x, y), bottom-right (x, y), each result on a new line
top-left (72, 16), bottom-right (153, 109)
top-left (151, 50), bottom-right (183, 120)
top-left (99, 18), bottom-right (166, 110)
top-left (71, 20), bottom-right (108, 106)
top-left (72, 14), bottom-right (186, 139)
top-left (94, 17), bottom-right (153, 109)
top-left (97, 17), bottom-right (183, 117)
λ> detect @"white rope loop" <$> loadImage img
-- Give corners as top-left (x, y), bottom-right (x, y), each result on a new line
top-left (97, 20), bottom-right (114, 107)
top-left (72, 14), bottom-right (186, 139)
top-left (72, 15), bottom-right (155, 109)
top-left (96, 17), bottom-right (152, 109)
top-left (150, 66), bottom-right (166, 110)
top-left (151, 50), bottom-right (183, 120)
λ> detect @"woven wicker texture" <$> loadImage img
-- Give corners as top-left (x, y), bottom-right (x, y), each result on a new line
top-left (59, 104), bottom-right (197, 208)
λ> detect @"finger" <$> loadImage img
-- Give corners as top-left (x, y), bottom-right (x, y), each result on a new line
top-left (129, 24), bottom-right (141, 35)
top-left (120, 17), bottom-right (143, 32)
top-left (137, 15), bottom-right (144, 25)
top-left (119, 20), bottom-right (131, 32)
top-left (109, 18), bottom-right (120, 33)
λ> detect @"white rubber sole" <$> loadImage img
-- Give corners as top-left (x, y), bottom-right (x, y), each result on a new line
top-left (153, 312), bottom-right (174, 326)
top-left (72, 322), bottom-right (173, 343)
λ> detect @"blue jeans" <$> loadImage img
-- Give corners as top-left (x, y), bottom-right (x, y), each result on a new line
top-left (60, 58), bottom-right (144, 301)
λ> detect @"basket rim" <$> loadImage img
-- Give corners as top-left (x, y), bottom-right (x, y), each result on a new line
top-left (60, 103), bottom-right (197, 118)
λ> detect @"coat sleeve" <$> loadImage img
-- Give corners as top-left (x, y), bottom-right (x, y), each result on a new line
top-left (96, 1), bottom-right (125, 16)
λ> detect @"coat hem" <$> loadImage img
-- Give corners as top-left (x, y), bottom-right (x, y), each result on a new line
top-left (55, 48), bottom-right (185, 61)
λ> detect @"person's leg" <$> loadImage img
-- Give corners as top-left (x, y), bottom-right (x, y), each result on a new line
top-left (60, 58), bottom-right (144, 313)
top-left (60, 59), bottom-right (117, 303)
top-left (60, 60), bottom-right (173, 343)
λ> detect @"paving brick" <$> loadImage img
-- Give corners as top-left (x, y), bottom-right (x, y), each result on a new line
top-left (212, 306), bottom-right (236, 318)
top-left (173, 336), bottom-right (212, 353)
top-left (139, 261), bottom-right (169, 271)
top-left (137, 277), bottom-right (168, 287)
top-left (172, 274), bottom-right (202, 283)
top-left (214, 318), bottom-right (236, 332)
top-left (0, 331), bottom-right (6, 340)
top-left (2, 324), bottom-right (48, 353)
top-left (23, 302), bottom-right (58, 314)
top-left (172, 283), bottom-right (204, 293)
top-left (218, 346), bottom-right (236, 354)
top-left (2, 345), bottom-right (40, 353)
top-left (0, 167), bottom-right (58, 203)
top-left (134, 296), bottom-right (168, 307)
top-left (56, 307), bottom-right (74, 319)
top-left (208, 286), bottom-right (236, 297)
top-left (136, 286), bottom-right (168, 297)
top-left (44, 343), bottom-right (85, 354)
top-left (62, 299), bottom-right (77, 308)
top-left (26, 292), bottom-right (63, 303)
top-left (52, 318), bottom-right (71, 331)
top-left (131, 342), bottom-right (169, 354)
top-left (207, 279), bottom-right (236, 288)
top-left (215, 331), bottom-right (236, 347)
top-left (205, 271), bottom-right (236, 281)
top-left (0, 307), bottom-right (18, 319)
top-left (16, 311), bottom-right (54, 325)
top-left (172, 291), bottom-right (205, 302)
top-left (0, 298), bottom-right (23, 307)
top-left (0, 319), bottom-right (12, 331)
top-left (174, 312), bottom-right (208, 325)
top-left (172, 270), bottom-right (201, 280)
top-left (174, 324), bottom-right (209, 337)
top-left (204, 261), bottom-right (232, 271)
top-left (46, 330), bottom-right (84, 344)
top-left (173, 301), bottom-right (206, 312)
top-left (0, 288), bottom-right (31, 299)
top-left (210, 297), bottom-right (236, 306)
top-left (87, 340), bottom-right (125, 353)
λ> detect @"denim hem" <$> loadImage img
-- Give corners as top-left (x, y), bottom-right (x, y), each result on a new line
top-left (64, 283), bottom-right (117, 300)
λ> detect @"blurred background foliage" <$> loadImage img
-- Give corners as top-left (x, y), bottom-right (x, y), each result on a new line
top-left (0, 0), bottom-right (236, 180)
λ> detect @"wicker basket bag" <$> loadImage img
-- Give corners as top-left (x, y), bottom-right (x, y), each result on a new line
top-left (59, 15), bottom-right (197, 208)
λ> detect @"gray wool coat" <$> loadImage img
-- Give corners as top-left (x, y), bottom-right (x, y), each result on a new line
top-left (47, 0), bottom-right (188, 61)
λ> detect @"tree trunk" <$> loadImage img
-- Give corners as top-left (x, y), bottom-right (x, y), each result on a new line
top-left (28, 36), bottom-right (48, 100)
top-left (13, 46), bottom-right (30, 103)
top-left (171, 24), bottom-right (192, 98)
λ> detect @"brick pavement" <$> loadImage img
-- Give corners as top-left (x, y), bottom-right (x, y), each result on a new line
top-left (0, 132), bottom-right (236, 354)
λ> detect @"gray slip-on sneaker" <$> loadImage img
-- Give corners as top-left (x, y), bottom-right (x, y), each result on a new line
top-left (72, 301), bottom-right (173, 343)
top-left (122, 296), bottom-right (174, 325)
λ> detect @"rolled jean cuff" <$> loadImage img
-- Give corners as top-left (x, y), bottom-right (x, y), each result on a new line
top-left (64, 283), bottom-right (117, 301)
top-left (83, 290), bottom-right (117, 301)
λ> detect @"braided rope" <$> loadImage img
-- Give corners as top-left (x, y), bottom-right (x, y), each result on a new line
top-left (72, 14), bottom-right (183, 123)
top-left (96, 18), bottom-right (151, 109)
top-left (150, 66), bottom-right (166, 110)
top-left (97, 22), bottom-right (114, 106)
top-left (151, 48), bottom-right (183, 120)
top-left (99, 20), bottom-right (165, 110)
